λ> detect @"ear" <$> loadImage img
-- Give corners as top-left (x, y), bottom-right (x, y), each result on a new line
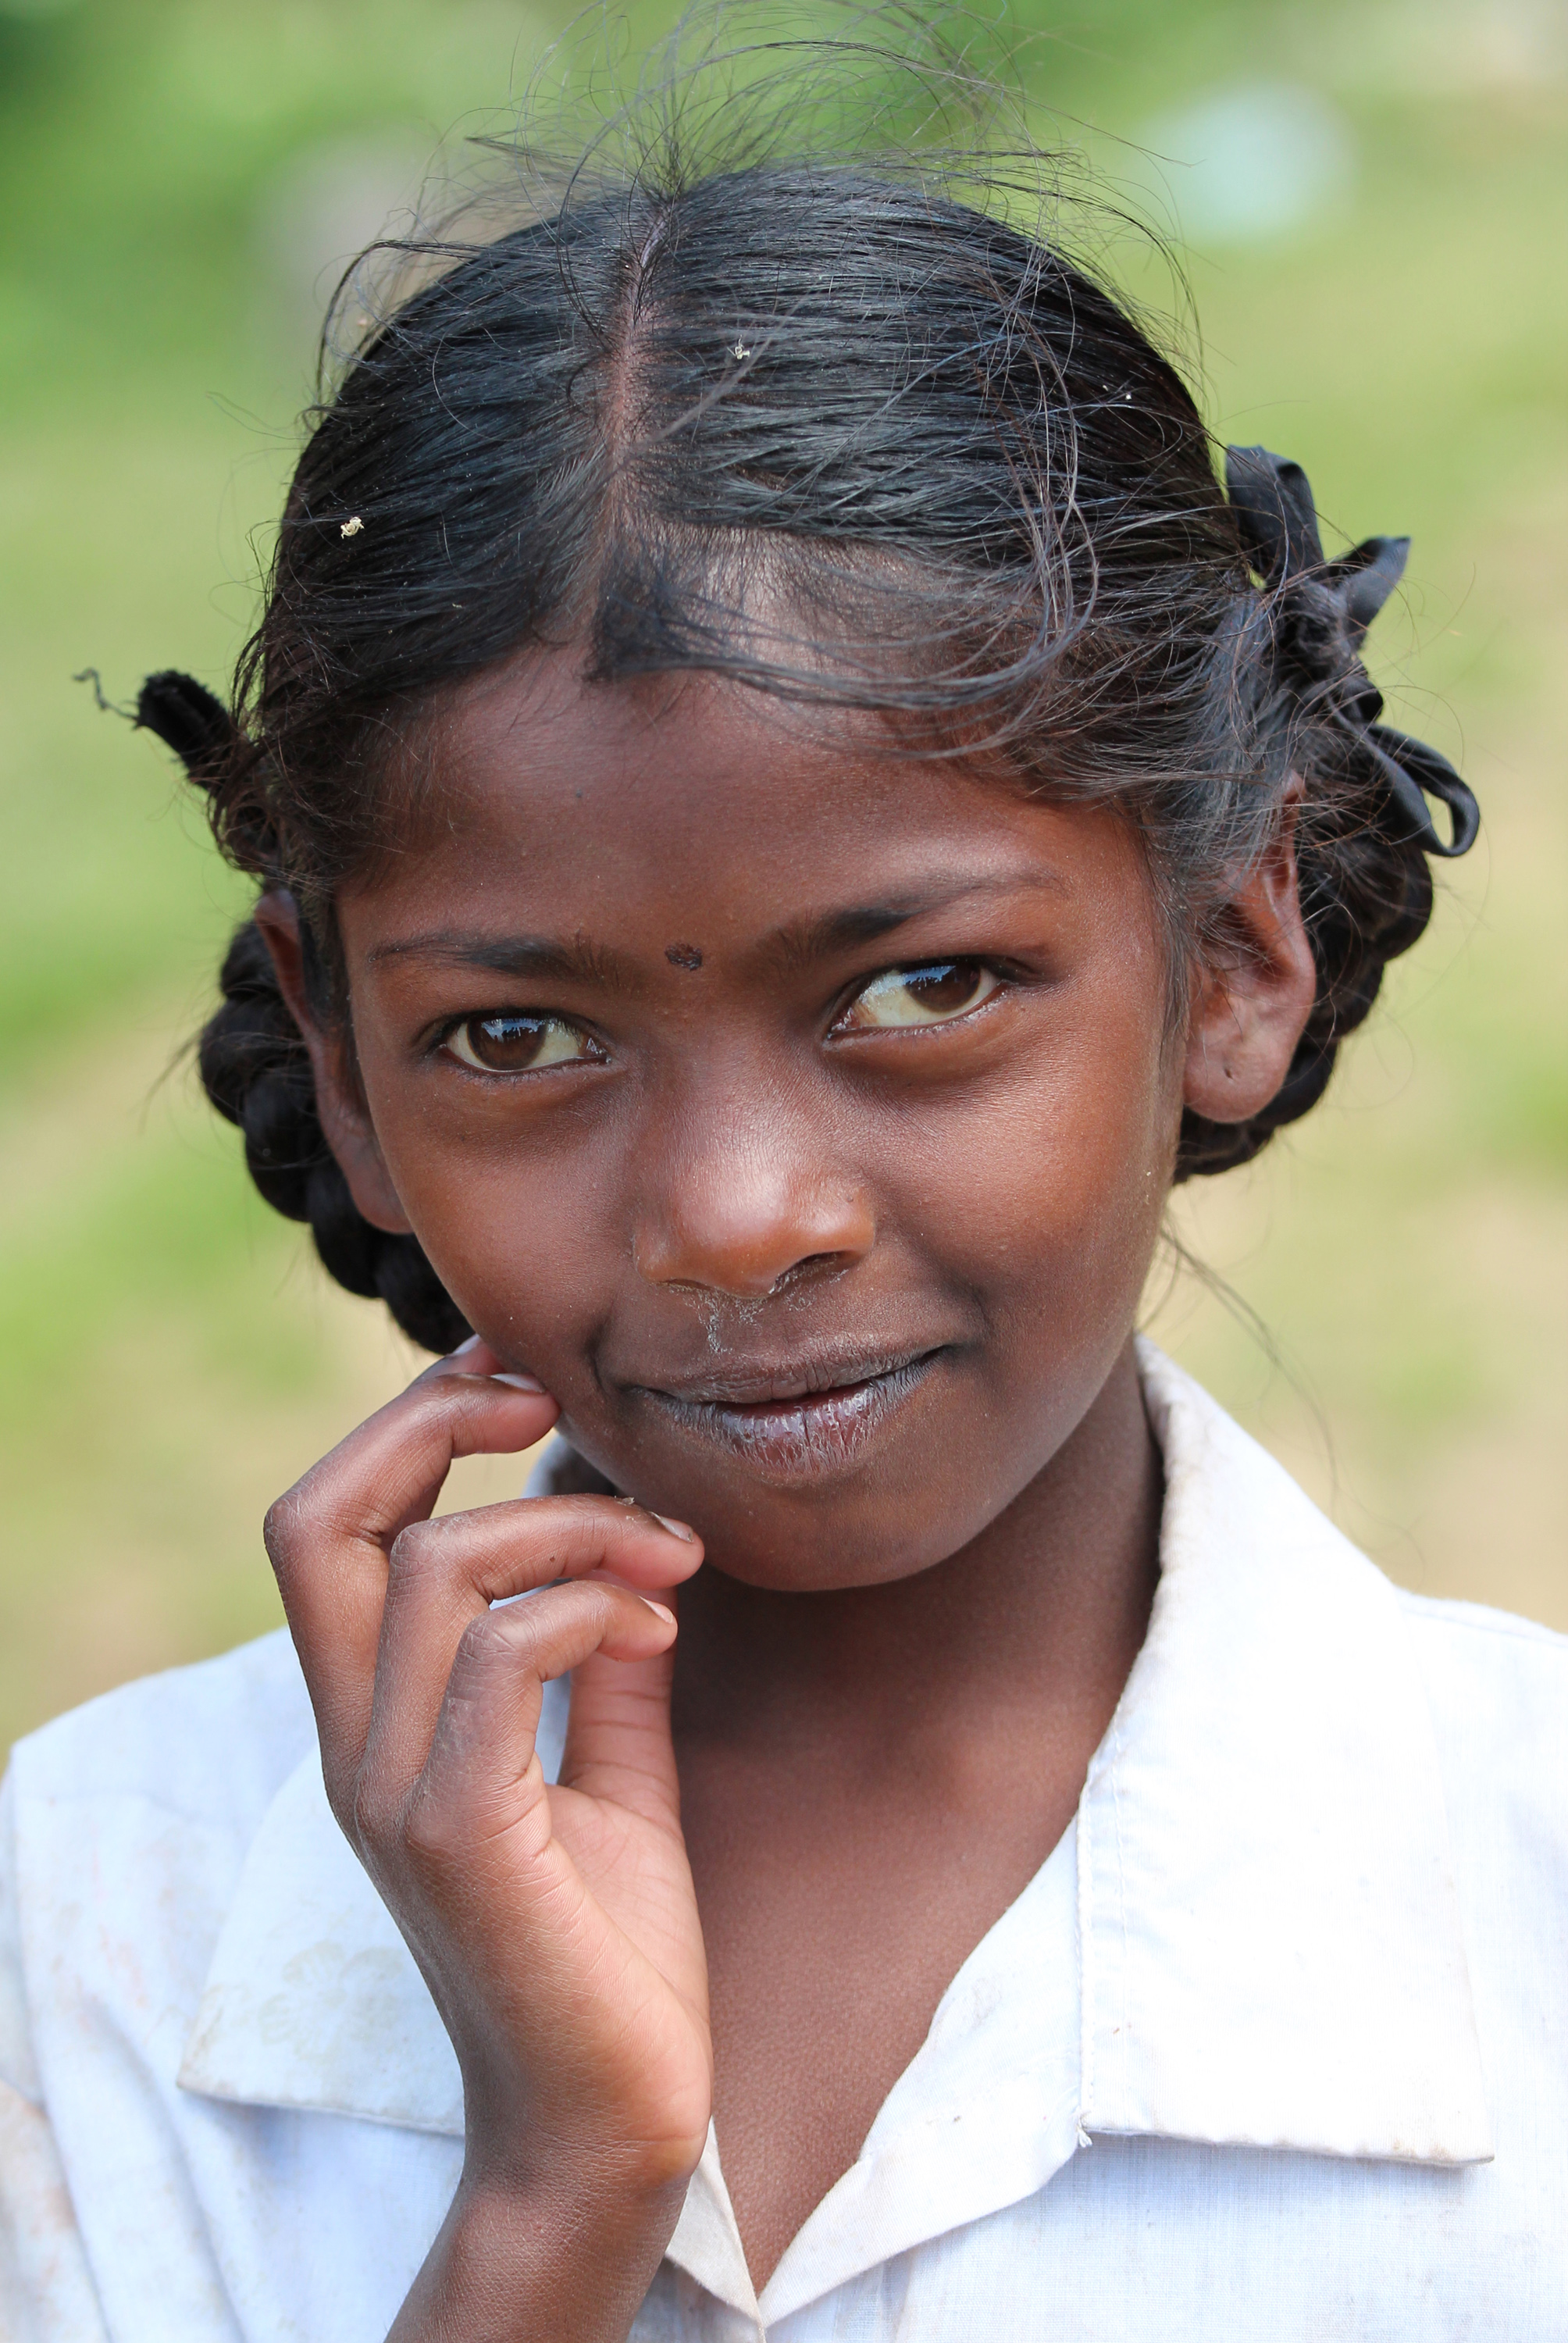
top-left (251, 891), bottom-right (414, 1237)
top-left (1182, 788), bottom-right (1318, 1126)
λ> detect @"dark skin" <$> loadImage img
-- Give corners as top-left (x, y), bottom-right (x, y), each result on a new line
top-left (256, 647), bottom-right (1315, 2338)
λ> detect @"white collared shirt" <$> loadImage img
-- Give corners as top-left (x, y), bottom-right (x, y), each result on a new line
top-left (2, 1344), bottom-right (1565, 2341)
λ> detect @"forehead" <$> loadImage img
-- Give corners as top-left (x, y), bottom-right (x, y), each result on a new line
top-left (353, 647), bottom-right (1146, 936)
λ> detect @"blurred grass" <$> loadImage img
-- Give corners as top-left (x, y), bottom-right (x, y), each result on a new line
top-left (1, 0), bottom-right (1563, 1755)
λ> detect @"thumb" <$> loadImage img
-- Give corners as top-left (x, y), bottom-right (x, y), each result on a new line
top-left (558, 1621), bottom-right (681, 1833)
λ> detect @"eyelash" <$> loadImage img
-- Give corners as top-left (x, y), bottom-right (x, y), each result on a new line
top-left (433, 958), bottom-right (1013, 1075)
top-left (829, 957), bottom-right (1008, 1036)
top-left (436, 1012), bottom-right (603, 1076)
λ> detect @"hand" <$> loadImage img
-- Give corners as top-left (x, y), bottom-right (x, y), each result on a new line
top-left (262, 1336), bottom-right (712, 2341)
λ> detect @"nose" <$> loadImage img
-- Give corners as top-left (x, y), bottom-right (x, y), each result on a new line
top-left (633, 1075), bottom-right (875, 1301)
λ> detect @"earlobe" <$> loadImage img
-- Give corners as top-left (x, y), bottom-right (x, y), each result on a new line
top-left (251, 892), bottom-right (414, 1238)
top-left (1181, 795), bottom-right (1318, 1128)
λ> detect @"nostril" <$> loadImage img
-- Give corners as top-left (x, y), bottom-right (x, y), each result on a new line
top-left (767, 1252), bottom-right (850, 1296)
top-left (654, 1252), bottom-right (851, 1305)
top-left (633, 1174), bottom-right (876, 1298)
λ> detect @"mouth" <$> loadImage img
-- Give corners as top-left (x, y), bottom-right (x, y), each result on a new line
top-left (633, 1346), bottom-right (946, 1478)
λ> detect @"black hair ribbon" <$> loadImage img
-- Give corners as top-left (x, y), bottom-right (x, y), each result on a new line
top-left (1224, 446), bottom-right (1480, 859)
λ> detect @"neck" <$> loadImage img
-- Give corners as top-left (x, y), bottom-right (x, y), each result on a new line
top-left (672, 1339), bottom-right (1162, 1766)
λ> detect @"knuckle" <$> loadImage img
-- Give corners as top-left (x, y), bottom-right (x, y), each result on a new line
top-left (262, 1487), bottom-right (307, 1573)
top-left (408, 1373), bottom-right (485, 1433)
top-left (455, 1609), bottom-right (520, 1671)
top-left (401, 1785), bottom-right (465, 1873)
top-left (320, 1766), bottom-right (358, 1842)
top-left (348, 1767), bottom-right (397, 1856)
top-left (387, 1516), bottom-right (440, 1580)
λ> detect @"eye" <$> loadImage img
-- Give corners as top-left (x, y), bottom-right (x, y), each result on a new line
top-left (839, 959), bottom-right (1000, 1031)
top-left (443, 1013), bottom-right (594, 1072)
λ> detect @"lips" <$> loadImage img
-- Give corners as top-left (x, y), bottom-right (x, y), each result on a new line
top-left (633, 1346), bottom-right (944, 1478)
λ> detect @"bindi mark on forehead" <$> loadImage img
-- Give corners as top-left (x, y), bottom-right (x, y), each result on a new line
top-left (665, 943), bottom-right (704, 972)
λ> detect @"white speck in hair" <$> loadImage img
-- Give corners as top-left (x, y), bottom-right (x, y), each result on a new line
top-left (732, 341), bottom-right (751, 359)
top-left (340, 515), bottom-right (364, 538)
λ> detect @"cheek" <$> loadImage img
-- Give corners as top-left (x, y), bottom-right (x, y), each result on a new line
top-left (911, 979), bottom-right (1178, 1305)
top-left (360, 1099), bottom-right (617, 1374)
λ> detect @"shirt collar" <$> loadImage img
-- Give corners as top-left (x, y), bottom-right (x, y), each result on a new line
top-left (1078, 1342), bottom-right (1491, 2169)
top-left (179, 1343), bottom-right (1491, 2317)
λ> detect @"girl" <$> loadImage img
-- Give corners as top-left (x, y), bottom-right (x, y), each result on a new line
top-left (2, 43), bottom-right (1563, 2343)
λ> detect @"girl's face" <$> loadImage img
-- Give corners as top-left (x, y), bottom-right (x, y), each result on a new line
top-left (286, 650), bottom-right (1307, 1592)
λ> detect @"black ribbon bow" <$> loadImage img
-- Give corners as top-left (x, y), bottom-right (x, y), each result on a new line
top-left (1224, 445), bottom-right (1479, 860)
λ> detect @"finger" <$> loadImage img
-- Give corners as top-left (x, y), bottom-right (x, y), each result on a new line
top-left (266, 1352), bottom-right (558, 1784)
top-left (401, 1582), bottom-right (679, 1861)
top-left (398, 1494), bottom-right (702, 1607)
top-left (364, 1497), bottom-right (701, 1798)
top-left (284, 1342), bottom-right (558, 1569)
top-left (561, 1610), bottom-right (684, 1834)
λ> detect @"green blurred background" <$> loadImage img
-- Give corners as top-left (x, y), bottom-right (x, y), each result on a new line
top-left (1, 0), bottom-right (1563, 1754)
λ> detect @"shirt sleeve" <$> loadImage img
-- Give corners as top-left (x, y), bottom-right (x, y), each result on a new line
top-left (0, 1766), bottom-right (111, 2343)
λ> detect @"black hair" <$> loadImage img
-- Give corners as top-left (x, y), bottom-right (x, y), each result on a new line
top-left (134, 35), bottom-right (1477, 1352)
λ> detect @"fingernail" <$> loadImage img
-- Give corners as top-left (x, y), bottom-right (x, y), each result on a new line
top-left (643, 1600), bottom-right (676, 1624)
top-left (492, 1371), bottom-right (546, 1393)
top-left (653, 1513), bottom-right (695, 1542)
top-left (450, 1333), bottom-right (485, 1358)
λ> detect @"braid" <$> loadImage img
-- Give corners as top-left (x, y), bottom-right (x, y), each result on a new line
top-left (198, 918), bottom-right (470, 1353)
top-left (124, 676), bottom-right (470, 1352)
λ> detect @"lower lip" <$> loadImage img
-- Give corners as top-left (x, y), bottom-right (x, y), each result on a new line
top-left (643, 1354), bottom-right (941, 1479)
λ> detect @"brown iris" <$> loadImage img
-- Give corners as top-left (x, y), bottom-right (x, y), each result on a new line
top-left (446, 1013), bottom-right (590, 1072)
top-left (841, 960), bottom-right (998, 1031)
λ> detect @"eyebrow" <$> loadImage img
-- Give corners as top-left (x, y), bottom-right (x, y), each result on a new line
top-left (366, 871), bottom-right (1067, 990)
top-left (763, 871), bottom-right (1068, 973)
top-left (365, 931), bottom-right (640, 990)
